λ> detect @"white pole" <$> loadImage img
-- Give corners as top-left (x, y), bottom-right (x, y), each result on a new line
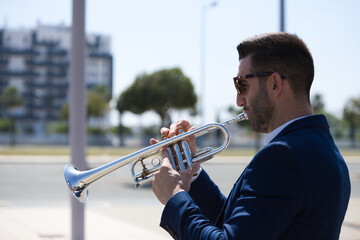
top-left (70, 0), bottom-right (86, 239)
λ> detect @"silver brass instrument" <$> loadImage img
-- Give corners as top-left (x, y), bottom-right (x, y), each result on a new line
top-left (64, 112), bottom-right (248, 203)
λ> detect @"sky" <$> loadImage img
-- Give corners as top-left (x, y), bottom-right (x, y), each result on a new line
top-left (1, 0), bottom-right (360, 127)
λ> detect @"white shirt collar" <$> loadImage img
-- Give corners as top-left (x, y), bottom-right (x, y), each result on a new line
top-left (263, 116), bottom-right (311, 145)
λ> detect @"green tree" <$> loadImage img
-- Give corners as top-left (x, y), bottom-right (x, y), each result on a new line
top-left (58, 85), bottom-right (111, 145)
top-left (117, 67), bottom-right (197, 127)
top-left (311, 93), bottom-right (345, 138)
top-left (115, 100), bottom-right (126, 147)
top-left (0, 86), bottom-right (23, 109)
top-left (87, 91), bottom-right (109, 119)
top-left (87, 86), bottom-right (110, 146)
top-left (55, 104), bottom-right (69, 143)
top-left (312, 93), bottom-right (325, 114)
top-left (90, 85), bottom-right (111, 101)
top-left (0, 86), bottom-right (23, 145)
top-left (0, 117), bottom-right (12, 132)
top-left (343, 96), bottom-right (360, 148)
top-left (59, 103), bottom-right (69, 122)
top-left (59, 86), bottom-right (110, 125)
top-left (87, 85), bottom-right (110, 119)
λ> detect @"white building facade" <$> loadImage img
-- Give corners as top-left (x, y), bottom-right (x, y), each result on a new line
top-left (0, 24), bottom-right (113, 137)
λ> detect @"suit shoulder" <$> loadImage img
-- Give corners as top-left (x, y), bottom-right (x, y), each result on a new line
top-left (247, 141), bottom-right (303, 178)
top-left (255, 141), bottom-right (295, 162)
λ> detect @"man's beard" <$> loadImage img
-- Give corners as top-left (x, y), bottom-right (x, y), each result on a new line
top-left (250, 83), bottom-right (274, 133)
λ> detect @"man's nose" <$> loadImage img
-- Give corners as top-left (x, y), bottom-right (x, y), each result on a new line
top-left (236, 94), bottom-right (246, 107)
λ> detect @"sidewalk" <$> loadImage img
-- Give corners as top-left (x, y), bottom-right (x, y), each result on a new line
top-left (0, 205), bottom-right (170, 240)
top-left (0, 200), bottom-right (359, 240)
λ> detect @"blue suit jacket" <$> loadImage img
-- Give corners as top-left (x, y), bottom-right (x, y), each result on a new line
top-left (160, 115), bottom-right (351, 239)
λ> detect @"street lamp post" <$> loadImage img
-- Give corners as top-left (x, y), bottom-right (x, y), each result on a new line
top-left (280, 0), bottom-right (285, 32)
top-left (200, 1), bottom-right (217, 125)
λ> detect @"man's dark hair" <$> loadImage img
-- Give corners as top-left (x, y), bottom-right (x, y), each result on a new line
top-left (237, 33), bottom-right (314, 100)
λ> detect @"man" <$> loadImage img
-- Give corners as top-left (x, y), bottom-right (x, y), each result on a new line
top-left (151, 32), bottom-right (351, 239)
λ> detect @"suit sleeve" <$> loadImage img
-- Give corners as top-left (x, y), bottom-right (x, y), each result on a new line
top-left (188, 169), bottom-right (227, 223)
top-left (160, 143), bottom-right (305, 240)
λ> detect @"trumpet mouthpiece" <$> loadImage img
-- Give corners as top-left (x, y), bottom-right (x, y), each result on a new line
top-left (221, 112), bottom-right (248, 126)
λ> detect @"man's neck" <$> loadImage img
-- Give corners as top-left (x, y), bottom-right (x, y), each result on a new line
top-left (268, 101), bottom-right (313, 133)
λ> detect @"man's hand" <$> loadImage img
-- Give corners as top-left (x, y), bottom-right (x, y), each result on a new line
top-left (150, 119), bottom-right (197, 153)
top-left (152, 157), bottom-right (200, 205)
top-left (150, 119), bottom-right (200, 205)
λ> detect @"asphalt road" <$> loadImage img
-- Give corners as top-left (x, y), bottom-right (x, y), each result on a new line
top-left (0, 156), bottom-right (248, 207)
top-left (0, 155), bottom-right (359, 206)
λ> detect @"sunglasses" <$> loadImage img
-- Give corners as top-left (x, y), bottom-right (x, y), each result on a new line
top-left (233, 72), bottom-right (285, 95)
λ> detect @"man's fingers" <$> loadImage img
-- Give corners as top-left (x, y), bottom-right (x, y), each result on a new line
top-left (169, 123), bottom-right (178, 137)
top-left (150, 138), bottom-right (158, 145)
top-left (177, 119), bottom-right (193, 132)
top-left (161, 157), bottom-right (174, 169)
top-left (188, 162), bottom-right (201, 176)
top-left (161, 120), bottom-right (196, 139)
top-left (160, 127), bottom-right (170, 137)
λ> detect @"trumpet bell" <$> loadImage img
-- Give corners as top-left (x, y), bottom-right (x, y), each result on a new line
top-left (64, 164), bottom-right (89, 203)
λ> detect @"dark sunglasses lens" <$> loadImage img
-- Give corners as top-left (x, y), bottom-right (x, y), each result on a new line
top-left (234, 79), bottom-right (241, 95)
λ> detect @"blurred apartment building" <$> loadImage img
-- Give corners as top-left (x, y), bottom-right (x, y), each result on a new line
top-left (0, 23), bottom-right (113, 137)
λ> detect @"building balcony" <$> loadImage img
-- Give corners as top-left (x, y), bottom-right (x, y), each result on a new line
top-left (45, 114), bottom-right (58, 120)
top-left (26, 82), bottom-right (52, 88)
top-left (6, 113), bottom-right (36, 120)
top-left (25, 103), bottom-right (44, 109)
top-left (26, 60), bottom-right (69, 68)
top-left (46, 71), bottom-right (67, 78)
top-left (89, 52), bottom-right (112, 59)
top-left (50, 93), bottom-right (67, 99)
top-left (25, 102), bottom-right (61, 113)
top-left (0, 47), bottom-right (39, 56)
top-left (47, 49), bottom-right (67, 56)
top-left (25, 81), bottom-right (68, 89)
top-left (52, 82), bottom-right (68, 88)
top-left (0, 70), bottom-right (38, 77)
top-left (34, 40), bottom-right (59, 47)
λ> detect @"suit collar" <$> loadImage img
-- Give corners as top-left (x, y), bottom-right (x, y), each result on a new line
top-left (270, 114), bottom-right (329, 143)
top-left (264, 115), bottom-right (310, 145)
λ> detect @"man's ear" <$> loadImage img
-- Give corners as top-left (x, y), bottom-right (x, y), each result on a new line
top-left (269, 72), bottom-right (284, 97)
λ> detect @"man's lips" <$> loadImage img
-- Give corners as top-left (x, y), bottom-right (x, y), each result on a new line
top-left (243, 108), bottom-right (251, 120)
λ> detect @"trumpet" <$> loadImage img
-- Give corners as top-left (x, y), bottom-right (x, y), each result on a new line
top-left (64, 112), bottom-right (248, 203)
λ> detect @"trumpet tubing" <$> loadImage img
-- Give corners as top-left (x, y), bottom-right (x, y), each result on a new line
top-left (64, 112), bottom-right (248, 203)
